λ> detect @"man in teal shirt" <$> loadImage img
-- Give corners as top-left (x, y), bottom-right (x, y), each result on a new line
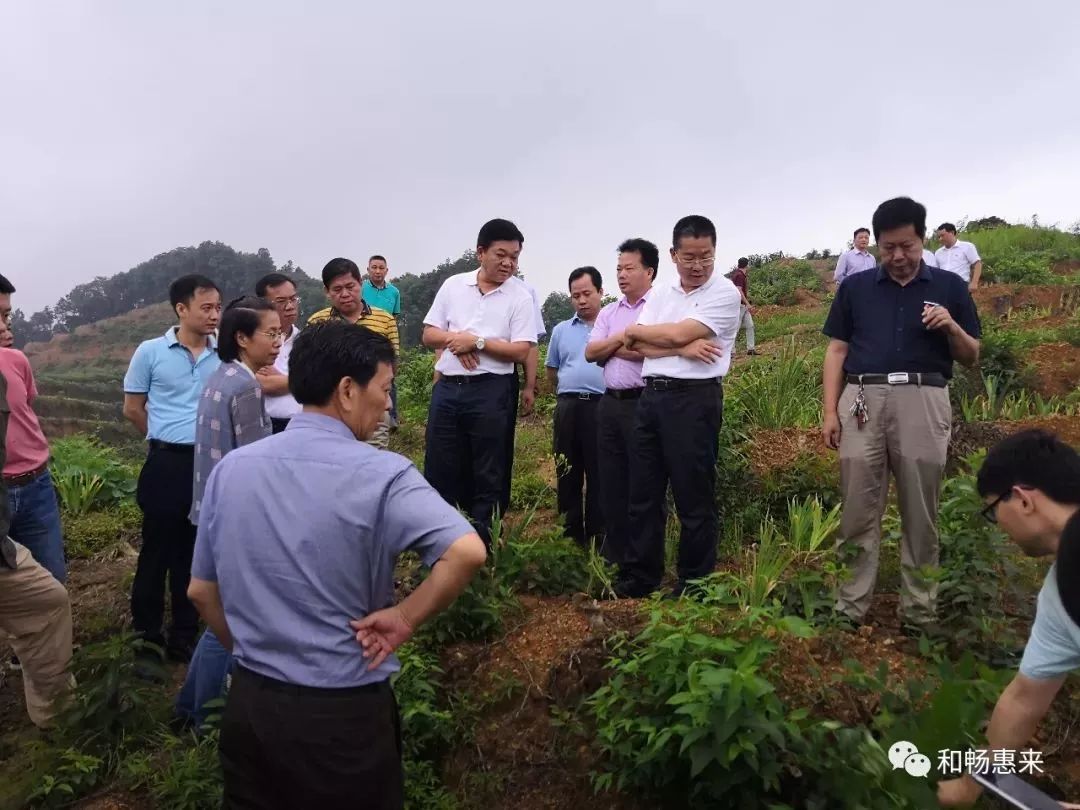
top-left (363, 255), bottom-right (401, 426)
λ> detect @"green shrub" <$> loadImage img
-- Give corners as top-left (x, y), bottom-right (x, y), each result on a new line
top-left (752, 259), bottom-right (822, 305)
top-left (148, 731), bottom-right (223, 810)
top-left (495, 529), bottom-right (590, 596)
top-left (63, 502), bottom-right (141, 559)
top-left (50, 435), bottom-right (137, 513)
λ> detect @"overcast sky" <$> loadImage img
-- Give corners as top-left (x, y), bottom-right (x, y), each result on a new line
top-left (3, 1), bottom-right (1080, 314)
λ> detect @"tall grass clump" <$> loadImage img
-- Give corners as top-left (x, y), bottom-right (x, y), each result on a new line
top-left (726, 339), bottom-right (822, 429)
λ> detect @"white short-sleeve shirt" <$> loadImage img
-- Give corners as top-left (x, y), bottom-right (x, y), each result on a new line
top-left (522, 280), bottom-right (547, 339)
top-left (934, 240), bottom-right (981, 282)
top-left (424, 271), bottom-right (538, 376)
top-left (264, 325), bottom-right (302, 420)
top-left (922, 249), bottom-right (937, 268)
top-left (638, 273), bottom-right (742, 379)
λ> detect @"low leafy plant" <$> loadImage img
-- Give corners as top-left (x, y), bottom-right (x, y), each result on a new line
top-left (63, 501), bottom-right (141, 559)
top-left (50, 434), bottom-right (136, 512)
top-left (27, 750), bottom-right (104, 808)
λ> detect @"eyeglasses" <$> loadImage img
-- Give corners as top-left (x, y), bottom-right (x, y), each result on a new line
top-left (980, 485), bottom-right (1032, 524)
top-left (259, 330), bottom-right (286, 341)
top-left (675, 254), bottom-right (716, 269)
top-left (271, 295), bottom-right (301, 307)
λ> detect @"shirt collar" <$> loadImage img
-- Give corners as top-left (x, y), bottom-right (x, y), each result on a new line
top-left (366, 278), bottom-right (387, 290)
top-left (875, 263), bottom-right (932, 283)
top-left (232, 360), bottom-right (256, 379)
top-left (164, 326), bottom-right (217, 349)
top-left (669, 274), bottom-right (716, 295)
top-left (330, 300), bottom-right (372, 321)
top-left (467, 268), bottom-right (509, 294)
top-left (618, 288), bottom-right (652, 309)
top-left (287, 412), bottom-right (357, 440)
top-left (570, 314), bottom-right (595, 327)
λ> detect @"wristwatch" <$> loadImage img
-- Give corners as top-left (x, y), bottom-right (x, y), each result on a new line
top-left (475, 336), bottom-right (486, 351)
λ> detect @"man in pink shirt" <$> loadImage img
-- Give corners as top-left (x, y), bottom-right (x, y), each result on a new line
top-left (0, 277), bottom-right (65, 584)
top-left (585, 239), bottom-right (659, 566)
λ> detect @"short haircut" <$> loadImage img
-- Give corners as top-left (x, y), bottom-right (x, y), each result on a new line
top-left (737, 257), bottom-right (749, 269)
top-left (937, 222), bottom-right (958, 234)
top-left (477, 219), bottom-right (524, 251)
top-left (672, 215), bottom-right (717, 249)
top-left (169, 274), bottom-right (220, 311)
top-left (368, 255), bottom-right (387, 265)
top-left (322, 258), bottom-right (362, 289)
top-left (218, 296), bottom-right (275, 363)
top-left (618, 238), bottom-right (660, 279)
top-left (977, 430), bottom-right (1080, 505)
top-left (0, 274), bottom-right (15, 295)
top-left (871, 197), bottom-right (927, 241)
top-left (853, 227), bottom-right (871, 239)
top-left (288, 320), bottom-right (395, 405)
top-left (255, 272), bottom-right (295, 298)
top-left (568, 266), bottom-right (602, 293)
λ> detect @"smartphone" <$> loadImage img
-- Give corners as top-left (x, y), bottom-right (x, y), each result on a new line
top-left (971, 770), bottom-right (1064, 809)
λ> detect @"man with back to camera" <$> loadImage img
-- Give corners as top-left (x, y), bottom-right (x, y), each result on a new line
top-left (422, 218), bottom-right (537, 546)
top-left (188, 321), bottom-right (486, 809)
top-left (545, 266), bottom-right (606, 548)
top-left (938, 430), bottom-right (1080, 807)
top-left (615, 215), bottom-right (742, 599)
top-left (833, 227), bottom-right (877, 285)
top-left (935, 222), bottom-right (983, 292)
top-left (585, 238), bottom-right (658, 566)
top-left (122, 274), bottom-right (222, 664)
top-left (822, 197), bottom-right (981, 636)
top-left (255, 272), bottom-right (303, 434)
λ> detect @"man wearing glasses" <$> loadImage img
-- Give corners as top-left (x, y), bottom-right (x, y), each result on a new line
top-left (255, 273), bottom-right (303, 434)
top-left (939, 430), bottom-right (1080, 807)
top-left (822, 197), bottom-right (981, 637)
top-left (615, 215), bottom-right (741, 599)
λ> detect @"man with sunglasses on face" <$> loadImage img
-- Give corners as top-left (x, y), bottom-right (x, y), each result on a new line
top-left (939, 430), bottom-right (1080, 807)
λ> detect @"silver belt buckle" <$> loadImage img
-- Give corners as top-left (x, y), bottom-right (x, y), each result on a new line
top-left (887, 372), bottom-right (909, 385)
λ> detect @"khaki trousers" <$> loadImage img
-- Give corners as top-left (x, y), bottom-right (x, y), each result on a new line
top-left (835, 382), bottom-right (951, 624)
top-left (366, 410), bottom-right (392, 451)
top-left (0, 542), bottom-right (75, 726)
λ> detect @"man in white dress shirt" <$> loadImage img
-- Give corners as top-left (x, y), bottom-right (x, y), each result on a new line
top-left (934, 223), bottom-right (982, 291)
top-left (615, 215), bottom-right (741, 598)
top-left (255, 273), bottom-right (303, 433)
top-left (422, 219), bottom-right (538, 546)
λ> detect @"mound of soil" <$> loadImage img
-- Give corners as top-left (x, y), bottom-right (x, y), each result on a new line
top-left (999, 414), bottom-right (1080, 446)
top-left (749, 428), bottom-right (830, 475)
top-left (972, 284), bottom-right (1080, 319)
top-left (1024, 343), bottom-right (1080, 397)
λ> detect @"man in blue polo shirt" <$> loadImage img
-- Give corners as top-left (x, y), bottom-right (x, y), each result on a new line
top-left (822, 197), bottom-right (981, 635)
top-left (122, 274), bottom-right (221, 663)
top-left (546, 267), bottom-right (606, 547)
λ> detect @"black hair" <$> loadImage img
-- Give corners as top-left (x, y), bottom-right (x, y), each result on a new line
top-left (568, 266), bottom-right (602, 293)
top-left (853, 227), bottom-right (871, 239)
top-left (255, 273), bottom-right (296, 298)
top-left (737, 257), bottom-right (749, 269)
top-left (871, 197), bottom-right (927, 241)
top-left (321, 258), bottom-right (362, 289)
top-left (477, 219), bottom-right (525, 250)
top-left (169, 274), bottom-right (220, 313)
top-left (1056, 512), bottom-right (1080, 628)
top-left (218, 296), bottom-right (275, 363)
top-left (937, 222), bottom-right (958, 234)
top-left (0, 274), bottom-right (15, 295)
top-left (672, 215), bottom-right (717, 249)
top-left (617, 238), bottom-right (660, 280)
top-left (368, 255), bottom-right (387, 265)
top-left (977, 430), bottom-right (1080, 504)
top-left (288, 320), bottom-right (395, 406)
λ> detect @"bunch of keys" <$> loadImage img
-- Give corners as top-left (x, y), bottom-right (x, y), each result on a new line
top-left (850, 382), bottom-right (869, 427)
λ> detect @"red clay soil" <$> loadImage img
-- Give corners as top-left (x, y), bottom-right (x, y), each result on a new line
top-left (972, 284), bottom-right (1080, 319)
top-left (749, 428), bottom-right (830, 476)
top-left (1023, 343), bottom-right (1080, 396)
top-left (999, 414), bottom-right (1080, 446)
top-left (1053, 259), bottom-right (1080, 277)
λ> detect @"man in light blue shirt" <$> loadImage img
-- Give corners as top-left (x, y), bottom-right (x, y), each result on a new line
top-left (188, 320), bottom-right (485, 809)
top-left (546, 266), bottom-right (606, 546)
top-left (122, 274), bottom-right (221, 664)
top-left (833, 227), bottom-right (878, 284)
top-left (939, 430), bottom-right (1080, 806)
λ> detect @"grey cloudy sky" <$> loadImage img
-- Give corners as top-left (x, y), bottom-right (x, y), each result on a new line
top-left (3, 0), bottom-right (1079, 314)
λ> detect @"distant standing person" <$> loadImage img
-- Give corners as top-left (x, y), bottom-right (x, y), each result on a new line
top-left (617, 215), bottom-right (742, 598)
top-left (585, 239), bottom-right (658, 566)
top-left (729, 257), bottom-right (756, 356)
top-left (545, 267), bottom-right (606, 548)
top-left (363, 255), bottom-right (403, 428)
top-left (175, 297), bottom-right (280, 730)
top-left (822, 197), bottom-right (981, 634)
top-left (833, 228), bottom-right (877, 285)
top-left (934, 222), bottom-right (983, 291)
top-left (122, 275), bottom-right (222, 663)
top-left (255, 273), bottom-right (303, 434)
top-left (422, 219), bottom-right (537, 546)
top-left (187, 321), bottom-right (487, 809)
top-left (308, 258), bottom-right (400, 450)
top-left (0, 275), bottom-right (66, 585)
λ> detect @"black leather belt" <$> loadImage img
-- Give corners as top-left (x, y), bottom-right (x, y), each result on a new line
top-left (604, 388), bottom-right (643, 400)
top-left (558, 392), bottom-right (602, 401)
top-left (441, 373), bottom-right (501, 385)
top-left (644, 377), bottom-right (722, 391)
top-left (845, 373), bottom-right (947, 388)
top-left (4, 461), bottom-right (49, 487)
top-left (148, 439), bottom-right (195, 453)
